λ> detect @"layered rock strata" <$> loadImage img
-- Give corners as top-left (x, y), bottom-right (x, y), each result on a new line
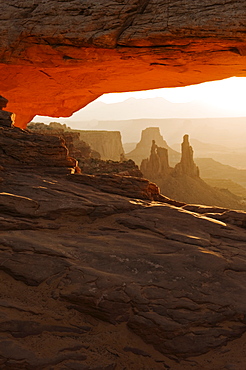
top-left (29, 122), bottom-right (125, 162)
top-left (78, 130), bottom-right (125, 161)
top-left (79, 158), bottom-right (143, 178)
top-left (28, 123), bottom-right (93, 160)
top-left (1, 140), bottom-right (246, 367)
top-left (0, 1), bottom-right (245, 126)
top-left (1, 124), bottom-right (246, 368)
top-left (0, 126), bottom-right (77, 173)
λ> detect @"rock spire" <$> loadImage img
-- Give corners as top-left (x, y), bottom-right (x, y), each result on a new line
top-left (140, 139), bottom-right (170, 179)
top-left (174, 134), bottom-right (199, 177)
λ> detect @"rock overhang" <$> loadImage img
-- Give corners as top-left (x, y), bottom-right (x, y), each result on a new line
top-left (0, 0), bottom-right (246, 127)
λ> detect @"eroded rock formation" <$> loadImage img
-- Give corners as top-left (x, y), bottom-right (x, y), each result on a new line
top-left (28, 121), bottom-right (94, 160)
top-left (0, 1), bottom-right (246, 126)
top-left (0, 97), bottom-right (78, 173)
top-left (0, 127), bottom-right (77, 173)
top-left (1, 124), bottom-right (246, 368)
top-left (173, 134), bottom-right (199, 178)
top-left (140, 134), bottom-right (246, 210)
top-left (127, 127), bottom-right (180, 166)
top-left (79, 158), bottom-right (143, 177)
top-left (140, 139), bottom-right (171, 179)
top-left (29, 122), bottom-right (125, 161)
top-left (28, 121), bottom-right (143, 177)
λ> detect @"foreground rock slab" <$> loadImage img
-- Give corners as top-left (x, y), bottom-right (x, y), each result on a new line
top-left (0, 126), bottom-right (246, 368)
top-left (1, 165), bottom-right (246, 368)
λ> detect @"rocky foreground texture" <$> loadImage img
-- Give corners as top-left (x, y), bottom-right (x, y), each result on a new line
top-left (0, 1), bottom-right (246, 126)
top-left (1, 127), bottom-right (246, 369)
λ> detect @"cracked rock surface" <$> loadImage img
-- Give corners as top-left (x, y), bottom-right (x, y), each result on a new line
top-left (0, 127), bottom-right (246, 368)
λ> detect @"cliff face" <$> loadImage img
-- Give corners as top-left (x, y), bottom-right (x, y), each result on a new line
top-left (0, 127), bottom-right (77, 173)
top-left (0, 1), bottom-right (245, 126)
top-left (28, 122), bottom-right (125, 161)
top-left (127, 127), bottom-right (180, 166)
top-left (78, 130), bottom-right (125, 161)
top-left (0, 104), bottom-right (77, 173)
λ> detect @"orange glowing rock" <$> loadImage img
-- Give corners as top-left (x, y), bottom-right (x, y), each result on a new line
top-left (0, 1), bottom-right (245, 127)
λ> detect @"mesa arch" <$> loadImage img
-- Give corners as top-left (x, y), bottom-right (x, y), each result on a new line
top-left (0, 0), bottom-right (246, 128)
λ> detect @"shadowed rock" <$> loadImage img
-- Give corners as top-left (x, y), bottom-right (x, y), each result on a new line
top-left (0, 95), bottom-right (15, 128)
top-left (0, 125), bottom-right (246, 368)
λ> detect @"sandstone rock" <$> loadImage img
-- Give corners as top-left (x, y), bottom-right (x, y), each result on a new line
top-left (78, 130), bottom-right (125, 161)
top-left (127, 127), bottom-right (180, 166)
top-left (141, 139), bottom-right (171, 180)
top-left (0, 2), bottom-right (245, 126)
top-left (79, 158), bottom-right (142, 177)
top-left (28, 122), bottom-right (93, 160)
top-left (0, 95), bottom-right (15, 127)
top-left (28, 122), bottom-right (141, 176)
top-left (173, 134), bottom-right (199, 178)
top-left (0, 95), bottom-right (8, 109)
top-left (1, 124), bottom-right (246, 367)
top-left (1, 163), bottom-right (246, 368)
top-left (67, 173), bottom-right (161, 201)
top-left (0, 126), bottom-right (77, 173)
top-left (140, 134), bottom-right (246, 210)
top-left (0, 110), bottom-right (15, 127)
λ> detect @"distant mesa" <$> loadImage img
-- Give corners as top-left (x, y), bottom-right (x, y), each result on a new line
top-left (78, 130), bottom-right (124, 162)
top-left (125, 127), bottom-right (180, 167)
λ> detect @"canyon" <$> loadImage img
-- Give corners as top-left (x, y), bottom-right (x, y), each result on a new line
top-left (1, 120), bottom-right (246, 369)
top-left (1, 1), bottom-right (246, 368)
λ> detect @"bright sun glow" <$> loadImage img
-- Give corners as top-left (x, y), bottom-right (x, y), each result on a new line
top-left (98, 77), bottom-right (246, 116)
top-left (33, 77), bottom-right (246, 124)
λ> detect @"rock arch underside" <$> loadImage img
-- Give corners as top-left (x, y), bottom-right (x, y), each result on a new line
top-left (0, 0), bottom-right (246, 127)
top-left (1, 1), bottom-right (246, 369)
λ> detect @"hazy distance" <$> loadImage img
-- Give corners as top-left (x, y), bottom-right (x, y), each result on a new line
top-left (33, 77), bottom-right (246, 147)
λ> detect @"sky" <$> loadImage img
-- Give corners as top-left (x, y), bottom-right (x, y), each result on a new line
top-left (97, 77), bottom-right (246, 115)
top-left (33, 77), bottom-right (246, 124)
